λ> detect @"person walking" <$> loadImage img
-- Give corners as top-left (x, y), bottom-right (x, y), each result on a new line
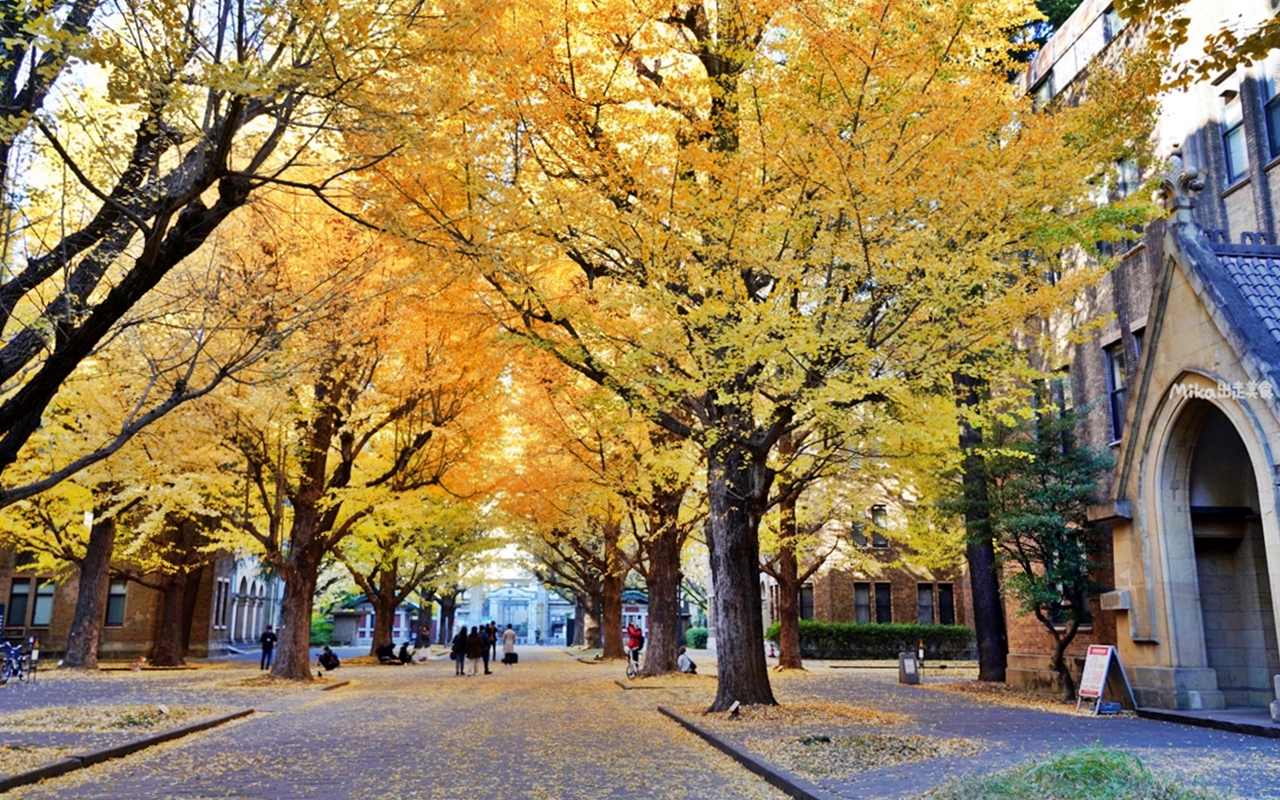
top-left (451, 626), bottom-right (468, 676)
top-left (259, 625), bottom-right (278, 671)
top-left (488, 622), bottom-right (498, 661)
top-left (465, 626), bottom-right (484, 676)
top-left (502, 624), bottom-right (517, 665)
top-left (479, 625), bottom-right (492, 674)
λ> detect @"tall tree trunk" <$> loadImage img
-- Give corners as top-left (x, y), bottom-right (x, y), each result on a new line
top-left (582, 593), bottom-right (602, 649)
top-left (271, 525), bottom-right (321, 679)
top-left (61, 516), bottom-right (116, 669)
top-left (416, 598), bottom-right (433, 646)
top-left (437, 595), bottom-right (457, 644)
top-left (706, 434), bottom-right (776, 710)
top-left (1050, 620), bottom-right (1080, 701)
top-left (601, 516), bottom-right (625, 659)
top-left (180, 564), bottom-right (204, 656)
top-left (956, 372), bottom-right (1008, 682)
top-left (369, 567), bottom-right (398, 655)
top-left (773, 484), bottom-right (805, 670)
top-left (149, 572), bottom-right (189, 666)
top-left (640, 523), bottom-right (682, 675)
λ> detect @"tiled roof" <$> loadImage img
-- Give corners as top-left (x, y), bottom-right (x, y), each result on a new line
top-left (1206, 234), bottom-right (1280, 350)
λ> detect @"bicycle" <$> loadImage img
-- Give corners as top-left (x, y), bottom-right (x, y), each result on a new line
top-left (625, 645), bottom-right (643, 679)
top-left (0, 640), bottom-right (31, 686)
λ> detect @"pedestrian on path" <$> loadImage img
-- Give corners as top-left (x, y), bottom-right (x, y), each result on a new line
top-left (488, 622), bottom-right (498, 661)
top-left (480, 626), bottom-right (492, 674)
top-left (452, 626), bottom-right (468, 676)
top-left (465, 627), bottom-right (484, 676)
top-left (259, 625), bottom-right (278, 670)
top-left (502, 624), bottom-right (517, 665)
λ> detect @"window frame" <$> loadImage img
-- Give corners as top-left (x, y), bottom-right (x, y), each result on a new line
top-left (799, 584), bottom-right (815, 621)
top-left (105, 579), bottom-right (128, 627)
top-left (873, 582), bottom-right (892, 624)
top-left (30, 579), bottom-right (55, 627)
top-left (1104, 341), bottom-right (1127, 442)
top-left (854, 582), bottom-right (871, 624)
top-left (938, 583), bottom-right (956, 625)
top-left (6, 578), bottom-right (32, 629)
top-left (917, 583), bottom-right (935, 625)
top-left (1222, 90), bottom-right (1249, 184)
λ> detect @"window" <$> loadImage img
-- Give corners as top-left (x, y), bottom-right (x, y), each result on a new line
top-left (938, 584), bottom-right (956, 625)
top-left (799, 585), bottom-right (814, 621)
top-left (1050, 369), bottom-right (1073, 413)
top-left (1115, 159), bottom-right (1141, 199)
top-left (31, 580), bottom-right (54, 627)
top-left (917, 584), bottom-right (935, 624)
top-left (7, 578), bottom-right (31, 628)
top-left (1264, 57), bottom-right (1280, 158)
top-left (212, 579), bottom-right (226, 630)
top-left (869, 505), bottom-right (888, 548)
top-left (1104, 341), bottom-right (1127, 441)
top-left (849, 522), bottom-right (867, 547)
top-left (854, 583), bottom-right (871, 623)
top-left (874, 583), bottom-right (892, 623)
top-left (105, 580), bottom-right (128, 627)
top-left (1222, 91), bottom-right (1249, 184)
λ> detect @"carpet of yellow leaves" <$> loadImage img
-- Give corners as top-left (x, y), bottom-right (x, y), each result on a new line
top-left (0, 745), bottom-right (76, 776)
top-left (0, 705), bottom-right (224, 733)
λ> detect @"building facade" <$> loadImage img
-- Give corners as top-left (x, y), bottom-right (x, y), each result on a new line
top-left (1023, 0), bottom-right (1280, 710)
top-left (1, 549), bottom-right (280, 661)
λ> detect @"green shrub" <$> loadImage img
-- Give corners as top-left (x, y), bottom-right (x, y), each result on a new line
top-left (929, 746), bottom-right (1230, 800)
top-left (684, 626), bottom-right (708, 649)
top-left (764, 619), bottom-right (973, 659)
top-left (309, 615), bottom-right (333, 646)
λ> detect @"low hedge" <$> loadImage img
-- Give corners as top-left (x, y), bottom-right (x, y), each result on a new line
top-left (684, 626), bottom-right (708, 649)
top-left (765, 620), bottom-right (974, 660)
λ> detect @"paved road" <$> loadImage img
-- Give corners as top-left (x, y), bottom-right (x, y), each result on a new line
top-left (12, 648), bottom-right (787, 800)
top-left (4, 650), bottom-right (1279, 799)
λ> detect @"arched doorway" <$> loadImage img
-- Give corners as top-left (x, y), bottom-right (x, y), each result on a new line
top-left (1183, 403), bottom-right (1280, 707)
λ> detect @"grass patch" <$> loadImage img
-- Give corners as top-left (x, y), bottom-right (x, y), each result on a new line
top-left (0, 705), bottom-right (216, 733)
top-left (929, 746), bottom-right (1231, 800)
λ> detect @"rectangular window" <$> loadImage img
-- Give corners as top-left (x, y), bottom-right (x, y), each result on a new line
top-left (938, 583), bottom-right (956, 625)
top-left (799, 585), bottom-right (814, 621)
top-left (874, 583), bottom-right (892, 623)
top-left (870, 505), bottom-right (888, 548)
top-left (105, 579), bottom-right (128, 627)
top-left (1104, 341), bottom-right (1127, 441)
top-left (1115, 159), bottom-right (1141, 199)
top-left (917, 584), bottom-right (935, 624)
top-left (849, 522), bottom-right (867, 547)
top-left (219, 580), bottom-right (231, 628)
top-left (1265, 57), bottom-right (1280, 158)
top-left (7, 578), bottom-right (31, 628)
top-left (31, 580), bottom-right (55, 627)
top-left (1223, 91), bottom-right (1249, 184)
top-left (854, 583), bottom-right (871, 623)
top-left (213, 581), bottom-right (225, 630)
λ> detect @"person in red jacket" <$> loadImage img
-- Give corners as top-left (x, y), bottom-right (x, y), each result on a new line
top-left (626, 622), bottom-right (644, 669)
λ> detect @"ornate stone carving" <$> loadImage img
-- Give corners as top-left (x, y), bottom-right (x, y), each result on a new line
top-left (1156, 154), bottom-right (1205, 223)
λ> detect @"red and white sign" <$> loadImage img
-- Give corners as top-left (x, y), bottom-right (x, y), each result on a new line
top-left (1078, 645), bottom-right (1114, 699)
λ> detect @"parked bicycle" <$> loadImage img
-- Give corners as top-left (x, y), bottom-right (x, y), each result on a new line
top-left (0, 640), bottom-right (31, 685)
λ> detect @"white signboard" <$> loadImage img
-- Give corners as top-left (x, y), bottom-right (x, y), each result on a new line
top-left (1078, 645), bottom-right (1113, 699)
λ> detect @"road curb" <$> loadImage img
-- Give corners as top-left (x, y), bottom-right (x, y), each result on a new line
top-left (1135, 708), bottom-right (1280, 739)
top-left (657, 706), bottom-right (842, 800)
top-left (0, 709), bottom-right (253, 793)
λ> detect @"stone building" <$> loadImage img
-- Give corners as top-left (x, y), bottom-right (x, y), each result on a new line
top-left (1020, 0), bottom-right (1280, 711)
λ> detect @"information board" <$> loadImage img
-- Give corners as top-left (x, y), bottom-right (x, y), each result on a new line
top-left (1078, 645), bottom-right (1114, 699)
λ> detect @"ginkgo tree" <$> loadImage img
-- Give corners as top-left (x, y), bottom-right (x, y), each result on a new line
top-left (0, 0), bottom-right (478, 505)
top-left (370, 0), bottom-right (1162, 709)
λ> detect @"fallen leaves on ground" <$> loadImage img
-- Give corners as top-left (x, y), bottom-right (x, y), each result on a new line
top-left (683, 700), bottom-right (910, 734)
top-left (0, 745), bottom-right (76, 775)
top-left (0, 705), bottom-right (222, 732)
top-left (923, 680), bottom-right (1135, 717)
top-left (745, 733), bottom-right (983, 779)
